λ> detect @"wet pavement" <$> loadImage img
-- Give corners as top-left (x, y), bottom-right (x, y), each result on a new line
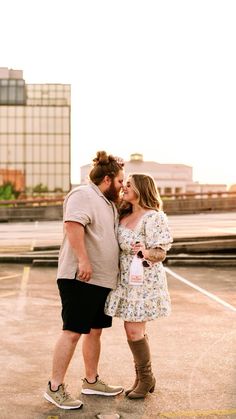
top-left (0, 264), bottom-right (236, 419)
top-left (0, 212), bottom-right (236, 252)
top-left (0, 212), bottom-right (236, 418)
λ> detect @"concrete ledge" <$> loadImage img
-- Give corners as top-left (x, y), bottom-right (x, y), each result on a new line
top-left (0, 252), bottom-right (235, 267)
top-left (166, 259), bottom-right (236, 267)
top-left (32, 259), bottom-right (58, 266)
top-left (163, 197), bottom-right (236, 214)
top-left (170, 238), bottom-right (236, 253)
top-left (0, 205), bottom-right (63, 221)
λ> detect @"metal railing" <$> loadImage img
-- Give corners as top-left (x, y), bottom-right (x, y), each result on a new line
top-left (162, 191), bottom-right (236, 199)
top-left (0, 191), bottom-right (236, 207)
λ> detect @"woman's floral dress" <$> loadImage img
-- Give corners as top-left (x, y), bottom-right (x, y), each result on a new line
top-left (105, 210), bottom-right (173, 322)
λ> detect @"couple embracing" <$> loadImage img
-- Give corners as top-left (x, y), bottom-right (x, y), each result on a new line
top-left (44, 150), bottom-right (172, 410)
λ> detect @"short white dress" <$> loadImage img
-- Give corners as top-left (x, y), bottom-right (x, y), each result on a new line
top-left (104, 210), bottom-right (173, 322)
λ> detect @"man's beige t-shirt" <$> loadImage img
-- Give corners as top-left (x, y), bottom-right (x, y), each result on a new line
top-left (57, 183), bottom-right (119, 290)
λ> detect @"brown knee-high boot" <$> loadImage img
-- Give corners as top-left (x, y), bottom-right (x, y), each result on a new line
top-left (125, 364), bottom-right (138, 396)
top-left (127, 336), bottom-right (155, 399)
top-left (125, 334), bottom-right (149, 396)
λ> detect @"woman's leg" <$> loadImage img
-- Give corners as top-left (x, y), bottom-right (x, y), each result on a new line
top-left (123, 322), bottom-right (145, 395)
top-left (124, 321), bottom-right (146, 341)
top-left (124, 321), bottom-right (155, 399)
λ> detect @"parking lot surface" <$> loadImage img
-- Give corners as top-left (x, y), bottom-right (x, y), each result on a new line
top-left (0, 212), bottom-right (235, 418)
top-left (0, 212), bottom-right (236, 252)
top-left (0, 262), bottom-right (235, 419)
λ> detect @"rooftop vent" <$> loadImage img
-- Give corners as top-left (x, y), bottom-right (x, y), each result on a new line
top-left (130, 153), bottom-right (143, 162)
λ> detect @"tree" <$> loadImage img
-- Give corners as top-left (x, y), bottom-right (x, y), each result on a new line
top-left (0, 182), bottom-right (20, 200)
top-left (33, 183), bottom-right (49, 193)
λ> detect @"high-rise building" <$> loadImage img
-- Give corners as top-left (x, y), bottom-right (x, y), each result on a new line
top-left (0, 67), bottom-right (71, 194)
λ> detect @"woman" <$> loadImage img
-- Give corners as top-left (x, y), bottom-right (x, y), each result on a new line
top-left (105, 173), bottom-right (173, 399)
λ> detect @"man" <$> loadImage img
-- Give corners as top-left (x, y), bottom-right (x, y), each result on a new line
top-left (44, 151), bottom-right (124, 410)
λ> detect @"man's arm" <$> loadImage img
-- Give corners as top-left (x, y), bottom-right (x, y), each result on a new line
top-left (65, 221), bottom-right (92, 281)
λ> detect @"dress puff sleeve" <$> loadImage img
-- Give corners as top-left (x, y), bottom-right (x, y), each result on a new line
top-left (144, 211), bottom-right (173, 251)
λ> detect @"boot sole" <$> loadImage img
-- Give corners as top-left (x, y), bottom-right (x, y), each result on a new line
top-left (127, 385), bottom-right (155, 399)
top-left (81, 389), bottom-right (123, 396)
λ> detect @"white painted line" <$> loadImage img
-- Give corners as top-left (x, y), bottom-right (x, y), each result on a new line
top-left (159, 408), bottom-right (236, 417)
top-left (30, 221), bottom-right (39, 250)
top-left (20, 266), bottom-right (30, 293)
top-left (0, 291), bottom-right (18, 298)
top-left (16, 266), bottom-right (31, 314)
top-left (30, 239), bottom-right (36, 251)
top-left (0, 274), bottom-right (21, 281)
top-left (165, 267), bottom-right (236, 313)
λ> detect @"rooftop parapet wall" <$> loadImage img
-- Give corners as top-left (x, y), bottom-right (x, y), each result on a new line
top-left (0, 196), bottom-right (236, 221)
top-left (163, 196), bottom-right (236, 214)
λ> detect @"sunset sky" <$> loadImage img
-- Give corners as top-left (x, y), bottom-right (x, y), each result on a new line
top-left (1, 0), bottom-right (236, 187)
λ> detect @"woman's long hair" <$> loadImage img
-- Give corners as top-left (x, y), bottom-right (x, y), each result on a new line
top-left (119, 173), bottom-right (162, 219)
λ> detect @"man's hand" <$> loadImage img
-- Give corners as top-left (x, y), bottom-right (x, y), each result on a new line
top-left (76, 258), bottom-right (92, 282)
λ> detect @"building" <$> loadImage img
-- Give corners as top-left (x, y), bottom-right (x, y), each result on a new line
top-left (0, 67), bottom-right (71, 194)
top-left (80, 153), bottom-right (227, 195)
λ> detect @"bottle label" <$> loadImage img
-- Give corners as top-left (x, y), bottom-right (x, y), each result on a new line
top-left (128, 255), bottom-right (144, 286)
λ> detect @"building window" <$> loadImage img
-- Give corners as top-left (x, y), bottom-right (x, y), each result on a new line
top-left (0, 76), bottom-right (70, 193)
top-left (164, 187), bottom-right (172, 195)
top-left (0, 79), bottom-right (26, 105)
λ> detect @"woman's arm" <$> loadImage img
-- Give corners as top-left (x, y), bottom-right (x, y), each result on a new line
top-left (143, 247), bottom-right (166, 263)
top-left (132, 242), bottom-right (166, 263)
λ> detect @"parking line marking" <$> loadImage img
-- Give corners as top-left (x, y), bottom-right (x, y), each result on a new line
top-left (30, 239), bottom-right (36, 251)
top-left (16, 266), bottom-right (31, 314)
top-left (0, 274), bottom-right (21, 281)
top-left (0, 291), bottom-right (18, 298)
top-left (165, 267), bottom-right (236, 312)
top-left (159, 408), bottom-right (236, 417)
top-left (20, 266), bottom-right (30, 293)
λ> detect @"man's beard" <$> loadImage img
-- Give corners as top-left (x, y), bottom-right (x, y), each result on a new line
top-left (104, 180), bottom-right (120, 203)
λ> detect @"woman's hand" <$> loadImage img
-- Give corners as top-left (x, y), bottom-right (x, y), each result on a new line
top-left (132, 241), bottom-right (146, 255)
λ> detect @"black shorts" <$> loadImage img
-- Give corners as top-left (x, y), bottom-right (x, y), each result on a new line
top-left (57, 278), bottom-right (112, 334)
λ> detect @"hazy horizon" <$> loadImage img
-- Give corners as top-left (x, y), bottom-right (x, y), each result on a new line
top-left (1, 0), bottom-right (236, 187)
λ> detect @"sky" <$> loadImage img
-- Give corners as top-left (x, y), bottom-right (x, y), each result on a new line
top-left (1, 0), bottom-right (236, 187)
